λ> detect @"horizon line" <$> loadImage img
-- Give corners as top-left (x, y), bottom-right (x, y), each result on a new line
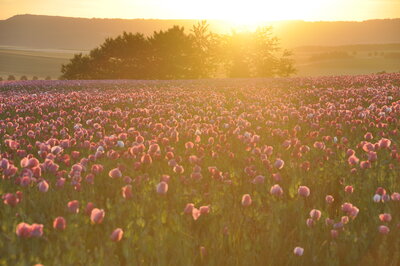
top-left (2, 13), bottom-right (400, 23)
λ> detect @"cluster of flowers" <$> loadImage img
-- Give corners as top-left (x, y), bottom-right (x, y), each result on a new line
top-left (1, 73), bottom-right (399, 263)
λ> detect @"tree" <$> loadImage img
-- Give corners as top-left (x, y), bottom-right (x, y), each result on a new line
top-left (148, 26), bottom-right (194, 79)
top-left (220, 26), bottom-right (295, 78)
top-left (32, 76), bottom-right (38, 80)
top-left (189, 21), bottom-right (220, 78)
top-left (61, 54), bottom-right (91, 79)
top-left (219, 26), bottom-right (295, 78)
top-left (7, 75), bottom-right (16, 81)
top-left (20, 75), bottom-right (28, 81)
top-left (88, 32), bottom-right (150, 79)
top-left (251, 27), bottom-right (281, 77)
top-left (45, 76), bottom-right (52, 80)
top-left (276, 49), bottom-right (297, 77)
top-left (60, 22), bottom-right (296, 80)
top-left (220, 30), bottom-right (253, 78)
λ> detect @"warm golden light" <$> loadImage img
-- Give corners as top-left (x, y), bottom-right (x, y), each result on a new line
top-left (0, 0), bottom-right (399, 22)
top-left (191, 0), bottom-right (329, 26)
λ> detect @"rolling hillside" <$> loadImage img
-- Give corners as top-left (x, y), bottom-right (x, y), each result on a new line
top-left (0, 15), bottom-right (399, 79)
top-left (1, 15), bottom-right (400, 50)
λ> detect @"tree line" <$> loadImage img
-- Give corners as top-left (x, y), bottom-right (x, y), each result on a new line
top-left (60, 21), bottom-right (296, 80)
top-left (1, 75), bottom-right (52, 81)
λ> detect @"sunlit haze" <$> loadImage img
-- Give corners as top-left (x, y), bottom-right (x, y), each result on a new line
top-left (1, 0), bottom-right (399, 24)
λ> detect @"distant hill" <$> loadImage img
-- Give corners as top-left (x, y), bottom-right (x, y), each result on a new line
top-left (0, 14), bottom-right (400, 50)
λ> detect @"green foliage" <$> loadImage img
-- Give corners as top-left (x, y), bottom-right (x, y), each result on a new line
top-left (148, 26), bottom-right (194, 79)
top-left (61, 22), bottom-right (296, 80)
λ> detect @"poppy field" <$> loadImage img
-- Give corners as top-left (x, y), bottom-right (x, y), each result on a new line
top-left (1, 74), bottom-right (400, 265)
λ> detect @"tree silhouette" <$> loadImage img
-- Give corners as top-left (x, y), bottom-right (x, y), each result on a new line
top-left (61, 54), bottom-right (91, 79)
top-left (221, 27), bottom-right (296, 78)
top-left (189, 21), bottom-right (220, 78)
top-left (252, 27), bottom-right (280, 77)
top-left (221, 30), bottom-right (253, 78)
top-left (276, 49), bottom-right (297, 77)
top-left (148, 26), bottom-right (194, 79)
top-left (60, 22), bottom-right (296, 80)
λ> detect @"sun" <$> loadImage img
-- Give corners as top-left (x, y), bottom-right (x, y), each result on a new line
top-left (195, 0), bottom-right (333, 27)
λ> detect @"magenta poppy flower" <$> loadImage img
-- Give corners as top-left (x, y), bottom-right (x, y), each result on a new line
top-left (110, 228), bottom-right (124, 242)
top-left (53, 216), bottom-right (67, 231)
top-left (156, 181), bottom-right (168, 195)
top-left (67, 200), bottom-right (79, 214)
top-left (241, 194), bottom-right (252, 207)
top-left (293, 247), bottom-right (304, 256)
top-left (90, 208), bottom-right (105, 224)
top-left (298, 186), bottom-right (310, 197)
top-left (270, 184), bottom-right (283, 197)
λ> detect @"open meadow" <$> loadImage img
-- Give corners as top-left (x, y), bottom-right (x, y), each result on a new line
top-left (0, 47), bottom-right (79, 80)
top-left (1, 44), bottom-right (400, 80)
top-left (0, 74), bottom-right (399, 265)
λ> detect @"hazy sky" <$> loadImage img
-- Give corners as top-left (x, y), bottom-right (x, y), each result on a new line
top-left (1, 0), bottom-right (399, 23)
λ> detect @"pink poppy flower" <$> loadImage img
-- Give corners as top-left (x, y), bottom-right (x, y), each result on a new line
top-left (90, 208), bottom-right (105, 224)
top-left (192, 208), bottom-right (201, 220)
top-left (379, 213), bottom-right (392, 223)
top-left (156, 181), bottom-right (168, 195)
top-left (108, 168), bottom-right (122, 178)
top-left (344, 185), bottom-right (353, 194)
top-left (38, 180), bottom-right (49, 192)
top-left (30, 223), bottom-right (44, 237)
top-left (298, 186), bottom-right (310, 197)
top-left (53, 216), bottom-right (67, 231)
top-left (199, 206), bottom-right (210, 214)
top-left (16, 222), bottom-right (32, 238)
top-left (274, 159), bottom-right (284, 170)
top-left (122, 185), bottom-right (133, 199)
top-left (241, 194), bottom-right (252, 207)
top-left (184, 203), bottom-right (194, 214)
top-left (67, 200), bottom-right (79, 214)
top-left (270, 184), bottom-right (283, 197)
top-left (293, 247), bottom-right (304, 256)
top-left (378, 225), bottom-right (390, 234)
top-left (325, 195), bottom-right (334, 204)
top-left (378, 138), bottom-right (391, 149)
top-left (110, 228), bottom-right (124, 242)
top-left (3, 193), bottom-right (20, 207)
top-left (309, 209), bottom-right (321, 220)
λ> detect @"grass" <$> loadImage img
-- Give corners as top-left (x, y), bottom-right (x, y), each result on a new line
top-left (1, 44), bottom-right (400, 80)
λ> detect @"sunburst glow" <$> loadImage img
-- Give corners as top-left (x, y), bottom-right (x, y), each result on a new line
top-left (0, 0), bottom-right (399, 22)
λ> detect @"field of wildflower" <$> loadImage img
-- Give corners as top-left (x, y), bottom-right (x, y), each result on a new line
top-left (1, 74), bottom-right (399, 265)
